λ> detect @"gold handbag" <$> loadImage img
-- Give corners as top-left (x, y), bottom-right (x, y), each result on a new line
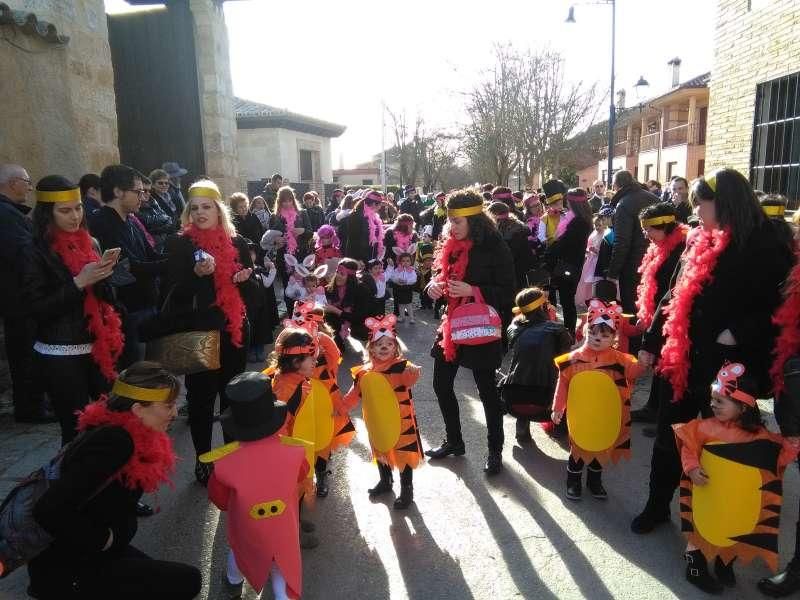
top-left (145, 329), bottom-right (221, 375)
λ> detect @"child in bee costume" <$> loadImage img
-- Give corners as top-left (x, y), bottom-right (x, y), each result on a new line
top-left (203, 372), bottom-right (310, 600)
top-left (551, 298), bottom-right (645, 500)
top-left (343, 314), bottom-right (423, 509)
top-left (674, 362), bottom-right (799, 594)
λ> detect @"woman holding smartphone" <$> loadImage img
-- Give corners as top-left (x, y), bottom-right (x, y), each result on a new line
top-left (22, 176), bottom-right (124, 445)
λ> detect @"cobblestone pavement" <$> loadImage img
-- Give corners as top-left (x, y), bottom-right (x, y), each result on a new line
top-left (0, 308), bottom-right (796, 599)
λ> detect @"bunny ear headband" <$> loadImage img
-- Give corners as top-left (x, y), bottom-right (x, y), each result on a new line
top-left (364, 314), bottom-right (397, 341)
top-left (392, 242), bottom-right (418, 257)
top-left (313, 264), bottom-right (329, 279)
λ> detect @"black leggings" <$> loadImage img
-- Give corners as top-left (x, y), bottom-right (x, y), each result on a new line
top-left (432, 357), bottom-right (504, 452)
top-left (28, 544), bottom-right (201, 600)
top-left (553, 276), bottom-right (579, 335)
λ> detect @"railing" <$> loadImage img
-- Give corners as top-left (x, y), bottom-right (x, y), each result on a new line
top-left (663, 123), bottom-right (689, 147)
top-left (639, 131), bottom-right (660, 152)
top-left (613, 140), bottom-right (627, 157)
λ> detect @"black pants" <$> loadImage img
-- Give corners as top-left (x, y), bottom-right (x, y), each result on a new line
top-left (619, 271), bottom-right (640, 315)
top-left (185, 330), bottom-right (247, 456)
top-left (36, 353), bottom-right (109, 445)
top-left (3, 317), bottom-right (45, 417)
top-left (118, 307), bottom-right (157, 370)
top-left (646, 376), bottom-right (712, 514)
top-left (554, 276), bottom-right (579, 335)
top-left (432, 357), bottom-right (504, 452)
top-left (28, 544), bottom-right (201, 600)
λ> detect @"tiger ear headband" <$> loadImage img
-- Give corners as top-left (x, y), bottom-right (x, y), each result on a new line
top-left (586, 298), bottom-right (622, 331)
top-left (711, 361), bottom-right (756, 407)
top-left (364, 314), bottom-right (397, 341)
top-left (282, 300), bottom-right (322, 334)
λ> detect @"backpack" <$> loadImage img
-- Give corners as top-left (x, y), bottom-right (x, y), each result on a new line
top-left (0, 429), bottom-right (111, 577)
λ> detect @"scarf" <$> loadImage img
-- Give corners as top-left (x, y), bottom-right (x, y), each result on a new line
top-left (393, 227), bottom-right (413, 252)
top-left (771, 254), bottom-right (800, 394)
top-left (527, 215), bottom-right (541, 242)
top-left (77, 398), bottom-right (176, 493)
top-left (279, 207), bottom-right (298, 255)
top-left (183, 225), bottom-right (246, 347)
top-left (363, 205), bottom-right (385, 258)
top-left (555, 210), bottom-right (575, 239)
top-left (49, 229), bottom-right (124, 381)
top-left (434, 236), bottom-right (474, 362)
top-left (658, 227), bottom-right (731, 401)
top-left (636, 225), bottom-right (688, 328)
top-left (252, 207), bottom-right (269, 229)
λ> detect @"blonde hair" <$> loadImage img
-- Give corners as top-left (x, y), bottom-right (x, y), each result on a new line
top-left (182, 179), bottom-right (236, 237)
top-left (364, 336), bottom-right (407, 362)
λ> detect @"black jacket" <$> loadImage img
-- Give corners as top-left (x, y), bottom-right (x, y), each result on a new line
top-left (545, 215), bottom-right (592, 277)
top-left (398, 197), bottom-right (424, 225)
top-left (607, 185), bottom-right (658, 280)
top-left (304, 205), bottom-right (326, 232)
top-left (499, 218), bottom-right (536, 291)
top-left (505, 319), bottom-right (572, 388)
top-left (22, 238), bottom-right (117, 346)
top-left (0, 194), bottom-right (33, 317)
top-left (419, 205), bottom-right (447, 239)
top-left (673, 199), bottom-right (693, 224)
top-left (89, 207), bottom-right (166, 312)
top-left (430, 231), bottom-right (515, 369)
top-left (137, 197), bottom-right (175, 247)
top-left (343, 208), bottom-right (382, 263)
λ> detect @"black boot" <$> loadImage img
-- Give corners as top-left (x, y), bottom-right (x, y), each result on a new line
top-left (515, 418), bottom-right (533, 444)
top-left (586, 466), bottom-right (607, 499)
top-left (394, 467), bottom-right (413, 510)
top-left (630, 406), bottom-right (658, 424)
top-left (630, 498), bottom-right (671, 534)
top-left (759, 559), bottom-right (800, 597)
top-left (368, 463), bottom-right (394, 496)
top-left (713, 556), bottom-right (736, 588)
top-left (425, 439), bottom-right (466, 459)
top-left (685, 550), bottom-right (723, 594)
top-left (484, 451), bottom-right (503, 475)
top-left (194, 459), bottom-right (213, 487)
top-left (315, 459), bottom-right (330, 498)
top-left (566, 468), bottom-right (582, 501)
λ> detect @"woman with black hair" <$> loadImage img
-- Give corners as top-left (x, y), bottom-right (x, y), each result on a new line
top-left (22, 176), bottom-right (123, 445)
top-left (543, 188), bottom-right (593, 337)
top-left (760, 193), bottom-right (795, 253)
top-left (425, 189), bottom-right (515, 475)
top-left (631, 169), bottom-right (794, 535)
top-left (27, 361), bottom-right (201, 599)
top-left (343, 190), bottom-right (386, 264)
top-left (488, 201), bottom-right (535, 293)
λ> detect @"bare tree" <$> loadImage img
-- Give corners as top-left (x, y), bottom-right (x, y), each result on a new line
top-left (417, 130), bottom-right (460, 191)
top-left (386, 107), bottom-right (423, 186)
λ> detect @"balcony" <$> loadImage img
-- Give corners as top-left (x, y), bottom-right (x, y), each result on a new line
top-left (663, 123), bottom-right (689, 148)
top-left (640, 131), bottom-right (660, 152)
top-left (613, 140), bottom-right (627, 157)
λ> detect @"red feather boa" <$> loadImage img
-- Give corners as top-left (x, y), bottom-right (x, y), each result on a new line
top-left (658, 227), bottom-right (731, 401)
top-left (77, 397), bottom-right (176, 493)
top-left (49, 229), bottom-right (124, 381)
top-left (636, 224), bottom-right (688, 328)
top-left (434, 235), bottom-right (473, 361)
top-left (771, 254), bottom-right (800, 394)
top-left (183, 225), bottom-right (246, 347)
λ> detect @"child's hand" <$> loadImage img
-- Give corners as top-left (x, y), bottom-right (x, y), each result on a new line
top-left (551, 410), bottom-right (563, 425)
top-left (688, 467), bottom-right (709, 486)
top-left (407, 364), bottom-right (422, 379)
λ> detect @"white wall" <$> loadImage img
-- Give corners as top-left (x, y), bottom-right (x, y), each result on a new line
top-left (637, 150), bottom-right (659, 182)
top-left (237, 127), bottom-right (336, 183)
top-left (660, 145), bottom-right (688, 181)
top-left (334, 172), bottom-right (380, 187)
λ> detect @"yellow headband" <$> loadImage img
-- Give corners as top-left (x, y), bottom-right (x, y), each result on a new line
top-left (641, 215), bottom-right (676, 228)
top-left (111, 380), bottom-right (173, 403)
top-left (447, 204), bottom-right (483, 218)
top-left (545, 193), bottom-right (563, 205)
top-left (762, 205), bottom-right (786, 217)
top-left (706, 174), bottom-right (717, 193)
top-left (513, 296), bottom-right (547, 315)
top-left (35, 189), bottom-right (81, 204)
top-left (188, 185), bottom-right (221, 201)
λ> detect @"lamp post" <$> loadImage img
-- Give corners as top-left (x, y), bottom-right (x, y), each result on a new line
top-left (567, 0), bottom-right (616, 188)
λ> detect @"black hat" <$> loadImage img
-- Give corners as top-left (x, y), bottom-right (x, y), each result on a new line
top-left (220, 372), bottom-right (287, 441)
top-left (542, 179), bottom-right (568, 205)
top-left (591, 279), bottom-right (619, 304)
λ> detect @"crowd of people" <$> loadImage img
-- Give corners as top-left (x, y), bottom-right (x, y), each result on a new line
top-left (2, 159), bottom-right (800, 598)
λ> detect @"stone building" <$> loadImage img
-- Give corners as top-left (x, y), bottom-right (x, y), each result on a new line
top-left (705, 0), bottom-right (800, 204)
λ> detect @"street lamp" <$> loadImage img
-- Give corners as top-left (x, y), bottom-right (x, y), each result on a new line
top-left (566, 0), bottom-right (616, 188)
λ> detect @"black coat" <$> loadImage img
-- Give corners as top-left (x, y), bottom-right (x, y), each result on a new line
top-left (505, 318), bottom-right (572, 388)
top-left (0, 194), bottom-right (33, 317)
top-left (673, 199), bottom-right (693, 224)
top-left (419, 205), bottom-right (447, 239)
top-left (138, 197), bottom-right (176, 248)
top-left (607, 185), bottom-right (658, 281)
top-left (398, 198), bottom-right (424, 225)
top-left (499, 219), bottom-right (536, 291)
top-left (343, 208), bottom-right (382, 263)
top-left (22, 238), bottom-right (117, 346)
top-left (430, 231), bottom-right (515, 370)
top-left (544, 215), bottom-right (592, 277)
top-left (304, 205), bottom-right (326, 232)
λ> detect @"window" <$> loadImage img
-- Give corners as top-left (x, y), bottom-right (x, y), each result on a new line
top-left (751, 71), bottom-right (800, 209)
top-left (666, 161), bottom-right (678, 179)
top-left (299, 150), bottom-right (314, 182)
top-left (644, 164), bottom-right (653, 180)
top-left (698, 159), bottom-right (705, 176)
top-left (362, 179), bottom-right (374, 185)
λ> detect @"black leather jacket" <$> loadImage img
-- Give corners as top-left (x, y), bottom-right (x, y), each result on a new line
top-left (505, 319), bottom-right (572, 388)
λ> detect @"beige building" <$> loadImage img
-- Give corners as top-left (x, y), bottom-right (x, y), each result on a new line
top-left (705, 0), bottom-right (800, 204)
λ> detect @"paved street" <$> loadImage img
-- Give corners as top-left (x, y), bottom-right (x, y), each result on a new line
top-left (0, 309), bottom-right (797, 599)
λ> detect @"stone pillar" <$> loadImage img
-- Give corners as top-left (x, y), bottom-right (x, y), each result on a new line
top-left (687, 96), bottom-right (697, 144)
top-left (189, 0), bottom-right (240, 195)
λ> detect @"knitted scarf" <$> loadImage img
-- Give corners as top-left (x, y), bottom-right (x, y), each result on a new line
top-left (434, 236), bottom-right (474, 361)
top-left (771, 254), bottom-right (800, 394)
top-left (636, 224), bottom-right (688, 328)
top-left (77, 398), bottom-right (176, 493)
top-left (363, 205), bottom-right (385, 258)
top-left (279, 207), bottom-right (299, 255)
top-left (49, 229), bottom-right (124, 381)
top-left (658, 227), bottom-right (731, 401)
top-left (183, 225), bottom-right (246, 347)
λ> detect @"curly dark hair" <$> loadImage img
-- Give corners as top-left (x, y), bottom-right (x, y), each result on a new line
top-left (445, 188), bottom-right (501, 246)
top-left (269, 328), bottom-right (315, 373)
top-left (639, 202), bottom-right (679, 234)
top-left (31, 175), bottom-right (86, 243)
top-left (691, 169), bottom-right (764, 247)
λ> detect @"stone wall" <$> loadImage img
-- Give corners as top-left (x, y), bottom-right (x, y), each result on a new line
top-left (705, 0), bottom-right (800, 173)
top-left (190, 0), bottom-right (240, 195)
top-left (0, 0), bottom-right (118, 184)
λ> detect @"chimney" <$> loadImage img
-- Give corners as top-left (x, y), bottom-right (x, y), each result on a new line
top-left (668, 57), bottom-right (682, 88)
top-left (616, 89), bottom-right (626, 110)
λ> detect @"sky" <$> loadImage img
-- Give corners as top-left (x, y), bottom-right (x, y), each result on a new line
top-left (106, 0), bottom-right (715, 169)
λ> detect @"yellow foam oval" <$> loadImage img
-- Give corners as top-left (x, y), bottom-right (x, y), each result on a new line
top-left (310, 378), bottom-right (335, 452)
top-left (566, 370), bottom-right (622, 452)
top-left (290, 395), bottom-right (316, 477)
top-left (360, 371), bottom-right (401, 453)
top-left (693, 445), bottom-right (762, 548)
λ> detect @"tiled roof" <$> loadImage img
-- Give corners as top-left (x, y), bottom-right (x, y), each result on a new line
top-left (0, 2), bottom-right (69, 44)
top-left (676, 72), bottom-right (710, 90)
top-left (234, 97), bottom-right (346, 138)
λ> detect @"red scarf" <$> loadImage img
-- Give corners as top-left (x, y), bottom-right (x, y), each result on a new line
top-left (658, 227), bottom-right (731, 401)
top-left (183, 225), bottom-right (246, 347)
top-left (636, 224), bottom-right (688, 328)
top-left (771, 254), bottom-right (800, 394)
top-left (49, 229), bottom-right (124, 381)
top-left (434, 236), bottom-right (474, 361)
top-left (77, 397), bottom-right (176, 493)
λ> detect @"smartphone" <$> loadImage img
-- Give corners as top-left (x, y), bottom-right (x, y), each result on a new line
top-left (101, 247), bottom-right (121, 264)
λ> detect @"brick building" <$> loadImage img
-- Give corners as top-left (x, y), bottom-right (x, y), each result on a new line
top-left (705, 0), bottom-right (800, 205)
